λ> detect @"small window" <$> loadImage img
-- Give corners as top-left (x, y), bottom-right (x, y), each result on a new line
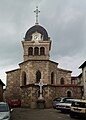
top-left (51, 72), bottom-right (54, 84)
top-left (67, 91), bottom-right (71, 97)
top-left (22, 71), bottom-right (27, 86)
top-left (34, 47), bottom-right (39, 55)
top-left (40, 47), bottom-right (45, 55)
top-left (28, 47), bottom-right (33, 56)
top-left (36, 70), bottom-right (41, 83)
top-left (60, 78), bottom-right (64, 84)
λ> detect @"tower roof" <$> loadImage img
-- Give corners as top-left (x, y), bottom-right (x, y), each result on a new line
top-left (24, 24), bottom-right (49, 41)
top-left (24, 6), bottom-right (49, 41)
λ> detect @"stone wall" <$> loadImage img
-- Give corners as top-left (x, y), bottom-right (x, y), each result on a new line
top-left (20, 85), bottom-right (82, 108)
top-left (22, 40), bottom-right (51, 61)
top-left (57, 68), bottom-right (71, 84)
top-left (5, 60), bottom-right (82, 108)
top-left (48, 62), bottom-right (72, 85)
top-left (20, 60), bottom-right (71, 86)
top-left (0, 85), bottom-right (3, 100)
top-left (82, 66), bottom-right (86, 99)
top-left (20, 60), bottom-right (51, 85)
top-left (6, 69), bottom-right (21, 102)
top-left (44, 85), bottom-right (82, 108)
top-left (48, 61), bottom-right (58, 84)
top-left (20, 85), bottom-right (38, 108)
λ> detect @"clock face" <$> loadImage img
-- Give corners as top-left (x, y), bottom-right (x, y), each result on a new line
top-left (32, 32), bottom-right (41, 41)
top-left (34, 35), bottom-right (39, 40)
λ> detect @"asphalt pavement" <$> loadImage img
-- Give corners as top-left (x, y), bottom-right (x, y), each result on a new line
top-left (11, 108), bottom-right (78, 120)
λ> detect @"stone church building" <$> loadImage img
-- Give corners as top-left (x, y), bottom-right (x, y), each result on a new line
top-left (0, 79), bottom-right (5, 101)
top-left (5, 7), bottom-right (83, 108)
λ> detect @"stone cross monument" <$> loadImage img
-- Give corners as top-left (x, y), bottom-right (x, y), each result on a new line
top-left (35, 79), bottom-right (47, 100)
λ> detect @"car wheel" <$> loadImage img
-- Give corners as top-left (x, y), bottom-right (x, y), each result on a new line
top-left (61, 109), bottom-right (65, 113)
top-left (70, 112), bottom-right (74, 118)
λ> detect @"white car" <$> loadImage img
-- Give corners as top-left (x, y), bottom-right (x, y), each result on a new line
top-left (0, 102), bottom-right (12, 120)
top-left (56, 99), bottom-right (75, 112)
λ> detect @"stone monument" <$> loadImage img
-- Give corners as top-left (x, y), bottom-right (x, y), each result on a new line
top-left (35, 79), bottom-right (47, 108)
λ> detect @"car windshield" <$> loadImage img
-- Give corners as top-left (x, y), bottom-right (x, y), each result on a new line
top-left (62, 98), bottom-right (73, 103)
top-left (72, 102), bottom-right (86, 108)
top-left (0, 104), bottom-right (9, 112)
top-left (53, 98), bottom-right (61, 102)
top-left (65, 100), bottom-right (72, 103)
top-left (62, 99), bottom-right (73, 103)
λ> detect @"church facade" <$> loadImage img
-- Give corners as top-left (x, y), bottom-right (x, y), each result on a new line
top-left (5, 7), bottom-right (83, 108)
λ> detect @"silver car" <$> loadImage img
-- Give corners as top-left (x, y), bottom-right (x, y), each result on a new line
top-left (0, 102), bottom-right (12, 120)
top-left (56, 99), bottom-right (75, 112)
top-left (52, 97), bottom-right (73, 109)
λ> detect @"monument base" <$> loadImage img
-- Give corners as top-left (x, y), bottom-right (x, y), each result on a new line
top-left (37, 99), bottom-right (45, 109)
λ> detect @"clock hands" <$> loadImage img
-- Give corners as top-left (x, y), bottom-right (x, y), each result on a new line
top-left (34, 35), bottom-right (38, 40)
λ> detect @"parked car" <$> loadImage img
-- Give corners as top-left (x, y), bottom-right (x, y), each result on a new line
top-left (52, 97), bottom-right (73, 109)
top-left (0, 102), bottom-right (12, 120)
top-left (70, 99), bottom-right (86, 118)
top-left (52, 97), bottom-right (62, 109)
top-left (56, 98), bottom-right (75, 112)
top-left (8, 99), bottom-right (21, 108)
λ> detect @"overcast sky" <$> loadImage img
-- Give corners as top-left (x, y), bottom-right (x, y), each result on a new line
top-left (0, 0), bottom-right (86, 84)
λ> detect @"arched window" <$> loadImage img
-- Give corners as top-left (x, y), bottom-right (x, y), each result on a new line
top-left (36, 70), bottom-right (41, 83)
top-left (51, 72), bottom-right (54, 84)
top-left (28, 47), bottom-right (33, 56)
top-left (67, 91), bottom-right (71, 97)
top-left (34, 47), bottom-right (39, 55)
top-left (60, 78), bottom-right (65, 84)
top-left (22, 71), bottom-right (27, 86)
top-left (40, 47), bottom-right (45, 55)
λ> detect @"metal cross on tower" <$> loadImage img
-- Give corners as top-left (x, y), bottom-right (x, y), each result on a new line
top-left (34, 6), bottom-right (40, 25)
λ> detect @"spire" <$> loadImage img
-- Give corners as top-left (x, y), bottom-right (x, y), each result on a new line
top-left (34, 6), bottom-right (40, 25)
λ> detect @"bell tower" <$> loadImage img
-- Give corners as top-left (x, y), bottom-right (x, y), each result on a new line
top-left (22, 6), bottom-right (51, 61)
